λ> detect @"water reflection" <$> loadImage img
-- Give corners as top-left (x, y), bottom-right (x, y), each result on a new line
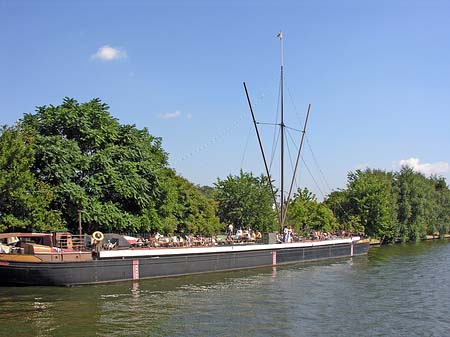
top-left (131, 281), bottom-right (140, 299)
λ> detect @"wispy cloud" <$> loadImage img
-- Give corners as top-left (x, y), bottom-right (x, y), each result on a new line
top-left (92, 45), bottom-right (127, 61)
top-left (186, 113), bottom-right (192, 120)
top-left (160, 111), bottom-right (181, 119)
top-left (396, 157), bottom-right (449, 175)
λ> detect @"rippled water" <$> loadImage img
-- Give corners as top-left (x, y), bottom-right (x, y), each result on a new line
top-left (1, 240), bottom-right (449, 336)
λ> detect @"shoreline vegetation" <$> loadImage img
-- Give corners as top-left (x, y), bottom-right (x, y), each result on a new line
top-left (1, 98), bottom-right (449, 245)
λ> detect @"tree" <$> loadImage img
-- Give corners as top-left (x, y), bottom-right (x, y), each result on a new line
top-left (431, 177), bottom-right (450, 237)
top-left (325, 190), bottom-right (348, 224)
top-left (394, 167), bottom-right (435, 241)
top-left (167, 175), bottom-right (221, 235)
top-left (21, 98), bottom-right (179, 233)
top-left (286, 188), bottom-right (338, 234)
top-left (214, 170), bottom-right (277, 232)
top-left (0, 125), bottom-right (63, 232)
top-left (344, 169), bottom-right (396, 240)
top-left (394, 168), bottom-right (450, 241)
top-left (325, 190), bottom-right (366, 235)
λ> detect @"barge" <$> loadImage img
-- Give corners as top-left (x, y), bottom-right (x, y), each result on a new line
top-left (0, 232), bottom-right (369, 286)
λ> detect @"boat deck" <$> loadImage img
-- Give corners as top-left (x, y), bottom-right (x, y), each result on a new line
top-left (99, 237), bottom-right (362, 258)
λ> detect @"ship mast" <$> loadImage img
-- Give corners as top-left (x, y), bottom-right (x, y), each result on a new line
top-left (278, 31), bottom-right (285, 229)
top-left (278, 32), bottom-right (310, 229)
top-left (244, 32), bottom-right (310, 233)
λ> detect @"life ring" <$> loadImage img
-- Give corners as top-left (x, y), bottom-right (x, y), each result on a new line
top-left (256, 232), bottom-right (262, 240)
top-left (92, 231), bottom-right (104, 242)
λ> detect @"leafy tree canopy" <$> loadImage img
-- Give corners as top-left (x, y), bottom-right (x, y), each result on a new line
top-left (286, 187), bottom-right (338, 234)
top-left (214, 170), bottom-right (277, 232)
top-left (325, 167), bottom-right (450, 242)
top-left (345, 169), bottom-right (396, 239)
top-left (15, 97), bottom-right (218, 235)
top-left (0, 125), bottom-right (63, 232)
top-left (394, 167), bottom-right (442, 241)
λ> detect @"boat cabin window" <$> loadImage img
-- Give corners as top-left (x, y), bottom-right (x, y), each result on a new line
top-left (15, 236), bottom-right (53, 247)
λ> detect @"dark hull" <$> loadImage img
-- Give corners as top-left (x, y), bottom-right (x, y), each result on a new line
top-left (0, 241), bottom-right (369, 286)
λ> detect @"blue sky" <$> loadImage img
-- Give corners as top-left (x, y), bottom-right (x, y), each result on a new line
top-left (1, 0), bottom-right (449, 199)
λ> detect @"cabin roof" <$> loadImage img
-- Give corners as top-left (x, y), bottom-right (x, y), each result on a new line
top-left (0, 232), bottom-right (53, 239)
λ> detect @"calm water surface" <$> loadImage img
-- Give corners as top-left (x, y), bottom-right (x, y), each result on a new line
top-left (1, 240), bottom-right (449, 337)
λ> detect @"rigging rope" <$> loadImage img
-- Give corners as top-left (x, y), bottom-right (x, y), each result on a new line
top-left (172, 112), bottom-right (246, 167)
top-left (269, 128), bottom-right (280, 172)
top-left (285, 128), bottom-right (325, 200)
top-left (285, 128), bottom-right (297, 199)
top-left (240, 125), bottom-right (253, 169)
top-left (305, 135), bottom-right (332, 194)
top-left (304, 136), bottom-right (354, 223)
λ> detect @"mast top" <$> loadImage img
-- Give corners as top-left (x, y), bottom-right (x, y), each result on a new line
top-left (277, 31), bottom-right (284, 67)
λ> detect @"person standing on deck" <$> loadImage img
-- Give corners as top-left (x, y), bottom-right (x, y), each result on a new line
top-left (283, 227), bottom-right (289, 242)
top-left (227, 223), bottom-right (234, 237)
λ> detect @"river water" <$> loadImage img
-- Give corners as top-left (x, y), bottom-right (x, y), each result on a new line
top-left (1, 240), bottom-right (449, 337)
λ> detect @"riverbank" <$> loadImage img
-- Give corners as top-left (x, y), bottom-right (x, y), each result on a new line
top-left (370, 233), bottom-right (450, 245)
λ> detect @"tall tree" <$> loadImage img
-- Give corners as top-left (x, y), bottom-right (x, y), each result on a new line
top-left (344, 169), bottom-right (396, 240)
top-left (0, 125), bottom-right (63, 232)
top-left (286, 187), bottom-right (338, 234)
top-left (21, 98), bottom-right (178, 233)
top-left (167, 175), bottom-right (221, 235)
top-left (394, 167), bottom-right (440, 241)
top-left (431, 177), bottom-right (450, 237)
top-left (214, 170), bottom-right (277, 232)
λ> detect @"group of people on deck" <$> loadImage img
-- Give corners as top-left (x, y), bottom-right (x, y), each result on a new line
top-left (130, 233), bottom-right (217, 248)
top-left (101, 226), bottom-right (357, 251)
top-left (226, 223), bottom-right (262, 242)
top-left (277, 228), bottom-right (354, 243)
top-left (282, 226), bottom-right (294, 243)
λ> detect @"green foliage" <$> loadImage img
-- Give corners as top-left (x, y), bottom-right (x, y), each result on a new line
top-left (14, 97), bottom-right (217, 235)
top-left (431, 177), bottom-right (450, 237)
top-left (197, 185), bottom-right (216, 200)
top-left (3, 97), bottom-right (449, 242)
top-left (325, 167), bottom-right (450, 242)
top-left (345, 169), bottom-right (396, 240)
top-left (286, 188), bottom-right (338, 234)
top-left (167, 175), bottom-right (221, 235)
top-left (21, 98), bottom-right (169, 233)
top-left (394, 167), bottom-right (443, 241)
top-left (214, 170), bottom-right (277, 232)
top-left (0, 125), bottom-right (63, 232)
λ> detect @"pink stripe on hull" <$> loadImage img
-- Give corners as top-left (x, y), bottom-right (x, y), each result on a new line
top-left (133, 259), bottom-right (139, 280)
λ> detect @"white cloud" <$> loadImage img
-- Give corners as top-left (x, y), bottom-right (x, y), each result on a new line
top-left (186, 113), bottom-right (192, 120)
top-left (160, 111), bottom-right (181, 119)
top-left (396, 157), bottom-right (449, 175)
top-left (92, 45), bottom-right (127, 61)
